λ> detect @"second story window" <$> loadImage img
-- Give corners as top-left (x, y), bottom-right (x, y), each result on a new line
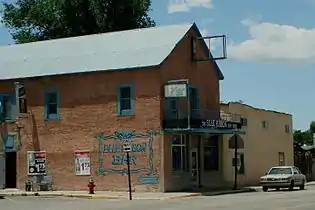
top-left (0, 94), bottom-right (14, 121)
top-left (117, 84), bottom-right (134, 116)
top-left (17, 84), bottom-right (27, 114)
top-left (241, 117), bottom-right (248, 127)
top-left (285, 125), bottom-right (290, 133)
top-left (262, 120), bottom-right (268, 129)
top-left (44, 90), bottom-right (60, 120)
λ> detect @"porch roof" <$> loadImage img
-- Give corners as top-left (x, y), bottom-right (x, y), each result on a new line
top-left (163, 128), bottom-right (245, 135)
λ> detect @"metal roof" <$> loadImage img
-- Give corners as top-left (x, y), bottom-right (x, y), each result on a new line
top-left (0, 23), bottom-right (223, 80)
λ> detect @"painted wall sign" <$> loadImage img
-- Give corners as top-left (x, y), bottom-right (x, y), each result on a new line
top-left (103, 142), bottom-right (147, 165)
top-left (27, 151), bottom-right (46, 176)
top-left (201, 119), bottom-right (241, 129)
top-left (75, 150), bottom-right (91, 176)
top-left (96, 130), bottom-right (160, 184)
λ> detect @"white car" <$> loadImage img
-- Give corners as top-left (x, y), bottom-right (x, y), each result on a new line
top-left (260, 166), bottom-right (306, 192)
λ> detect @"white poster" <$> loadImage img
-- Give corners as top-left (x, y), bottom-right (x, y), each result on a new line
top-left (27, 151), bottom-right (46, 176)
top-left (74, 150), bottom-right (91, 176)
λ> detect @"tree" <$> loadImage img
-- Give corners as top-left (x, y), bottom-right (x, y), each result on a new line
top-left (309, 121), bottom-right (315, 134)
top-left (293, 129), bottom-right (312, 145)
top-left (1, 0), bottom-right (155, 44)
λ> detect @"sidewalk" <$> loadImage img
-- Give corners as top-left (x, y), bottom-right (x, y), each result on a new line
top-left (2, 182), bottom-right (315, 199)
top-left (0, 187), bottom-right (256, 200)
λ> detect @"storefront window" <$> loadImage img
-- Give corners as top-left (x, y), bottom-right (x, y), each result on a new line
top-left (172, 135), bottom-right (188, 171)
top-left (204, 136), bottom-right (219, 171)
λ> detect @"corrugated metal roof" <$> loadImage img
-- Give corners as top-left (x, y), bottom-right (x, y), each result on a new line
top-left (0, 23), bottom-right (223, 80)
top-left (0, 24), bottom-right (192, 80)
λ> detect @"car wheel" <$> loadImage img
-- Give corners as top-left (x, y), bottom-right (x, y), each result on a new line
top-left (262, 186), bottom-right (268, 192)
top-left (289, 181), bottom-right (294, 191)
top-left (299, 180), bottom-right (305, 190)
top-left (276, 187), bottom-right (280, 191)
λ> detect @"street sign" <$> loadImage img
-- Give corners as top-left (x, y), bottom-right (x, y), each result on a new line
top-left (123, 143), bottom-right (131, 152)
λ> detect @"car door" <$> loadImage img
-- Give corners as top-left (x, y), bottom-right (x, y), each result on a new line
top-left (292, 167), bottom-right (301, 184)
top-left (295, 167), bottom-right (305, 183)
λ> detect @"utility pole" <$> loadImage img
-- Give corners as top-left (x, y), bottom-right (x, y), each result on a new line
top-left (233, 134), bottom-right (238, 190)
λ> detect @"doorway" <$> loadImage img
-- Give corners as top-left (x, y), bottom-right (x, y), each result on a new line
top-left (190, 148), bottom-right (199, 186)
top-left (5, 152), bottom-right (17, 188)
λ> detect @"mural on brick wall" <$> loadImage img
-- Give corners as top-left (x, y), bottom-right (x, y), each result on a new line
top-left (96, 130), bottom-right (160, 184)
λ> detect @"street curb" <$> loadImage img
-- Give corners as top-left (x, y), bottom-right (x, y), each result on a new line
top-left (0, 193), bottom-right (64, 197)
top-left (0, 193), bottom-right (123, 199)
top-left (63, 194), bottom-right (124, 199)
top-left (167, 193), bottom-right (202, 199)
top-left (0, 188), bottom-right (257, 200)
top-left (200, 188), bottom-right (257, 196)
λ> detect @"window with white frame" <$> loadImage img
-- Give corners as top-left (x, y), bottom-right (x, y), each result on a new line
top-left (172, 135), bottom-right (188, 171)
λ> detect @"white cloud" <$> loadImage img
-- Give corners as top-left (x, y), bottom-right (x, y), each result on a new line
top-left (228, 18), bottom-right (315, 64)
top-left (167, 0), bottom-right (213, 13)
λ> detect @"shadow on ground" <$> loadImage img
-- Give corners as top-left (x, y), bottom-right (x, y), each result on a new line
top-left (167, 186), bottom-right (258, 196)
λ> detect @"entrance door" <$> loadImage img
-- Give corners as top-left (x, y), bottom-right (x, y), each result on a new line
top-left (190, 148), bottom-right (199, 186)
top-left (0, 153), bottom-right (5, 189)
top-left (5, 152), bottom-right (17, 188)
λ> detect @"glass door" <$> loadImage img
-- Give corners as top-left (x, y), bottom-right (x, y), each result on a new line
top-left (190, 148), bottom-right (199, 186)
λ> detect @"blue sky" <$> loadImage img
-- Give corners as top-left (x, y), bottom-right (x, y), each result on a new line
top-left (0, 0), bottom-right (314, 130)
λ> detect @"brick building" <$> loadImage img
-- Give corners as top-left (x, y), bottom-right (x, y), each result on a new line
top-left (0, 23), bottom-right (243, 192)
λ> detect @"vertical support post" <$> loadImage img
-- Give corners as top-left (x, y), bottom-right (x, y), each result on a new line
top-left (187, 81), bottom-right (190, 130)
top-left (233, 134), bottom-right (238, 190)
top-left (126, 151), bottom-right (132, 200)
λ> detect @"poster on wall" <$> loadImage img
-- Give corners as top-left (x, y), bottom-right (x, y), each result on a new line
top-left (75, 150), bottom-right (91, 176)
top-left (27, 151), bottom-right (46, 176)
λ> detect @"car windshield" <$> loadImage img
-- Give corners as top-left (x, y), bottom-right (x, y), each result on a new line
top-left (268, 168), bottom-right (292, 175)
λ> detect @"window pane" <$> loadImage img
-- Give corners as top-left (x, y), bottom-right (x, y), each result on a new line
top-left (47, 93), bottom-right (57, 104)
top-left (172, 146), bottom-right (182, 170)
top-left (19, 98), bottom-right (28, 114)
top-left (170, 99), bottom-right (178, 109)
top-left (5, 135), bottom-right (14, 149)
top-left (204, 147), bottom-right (219, 170)
top-left (120, 87), bottom-right (131, 99)
top-left (48, 104), bottom-right (57, 114)
top-left (171, 135), bottom-right (181, 145)
top-left (182, 146), bottom-right (187, 170)
top-left (120, 98), bottom-right (131, 110)
top-left (3, 96), bottom-right (11, 119)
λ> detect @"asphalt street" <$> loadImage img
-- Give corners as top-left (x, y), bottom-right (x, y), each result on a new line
top-left (2, 186), bottom-right (315, 210)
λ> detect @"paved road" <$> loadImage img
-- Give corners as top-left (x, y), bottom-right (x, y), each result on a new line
top-left (2, 187), bottom-right (315, 210)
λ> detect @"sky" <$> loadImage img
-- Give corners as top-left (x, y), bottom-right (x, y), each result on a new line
top-left (0, 0), bottom-right (314, 130)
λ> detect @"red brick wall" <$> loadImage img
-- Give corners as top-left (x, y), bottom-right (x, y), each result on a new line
top-left (14, 69), bottom-right (163, 191)
top-left (160, 29), bottom-right (220, 111)
top-left (1, 27), bottom-right (221, 192)
top-left (159, 28), bottom-right (221, 190)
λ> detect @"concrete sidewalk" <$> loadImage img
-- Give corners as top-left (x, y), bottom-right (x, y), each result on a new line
top-left (0, 187), bottom-right (256, 200)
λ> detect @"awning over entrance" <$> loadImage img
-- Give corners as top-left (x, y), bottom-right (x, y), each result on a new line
top-left (163, 128), bottom-right (245, 135)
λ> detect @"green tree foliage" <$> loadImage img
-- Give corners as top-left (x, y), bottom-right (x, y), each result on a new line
top-left (309, 121), bottom-right (315, 134)
top-left (293, 129), bottom-right (312, 145)
top-left (1, 0), bottom-right (155, 44)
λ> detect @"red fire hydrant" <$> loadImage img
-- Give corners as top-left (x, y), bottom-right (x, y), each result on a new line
top-left (88, 177), bottom-right (96, 194)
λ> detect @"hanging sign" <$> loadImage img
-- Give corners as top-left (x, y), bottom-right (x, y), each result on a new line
top-left (27, 151), bottom-right (46, 175)
top-left (201, 119), bottom-right (241, 129)
top-left (75, 150), bottom-right (91, 176)
top-left (164, 84), bottom-right (187, 97)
